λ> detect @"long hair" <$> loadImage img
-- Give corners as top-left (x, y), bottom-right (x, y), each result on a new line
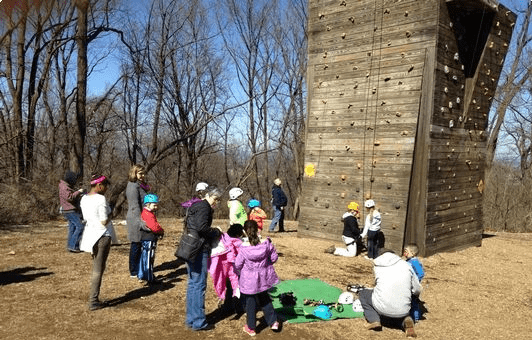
top-left (128, 164), bottom-right (145, 182)
top-left (368, 206), bottom-right (375, 223)
top-left (244, 220), bottom-right (260, 246)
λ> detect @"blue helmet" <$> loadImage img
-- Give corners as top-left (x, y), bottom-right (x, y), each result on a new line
top-left (312, 305), bottom-right (332, 320)
top-left (248, 199), bottom-right (261, 208)
top-left (144, 193), bottom-right (159, 205)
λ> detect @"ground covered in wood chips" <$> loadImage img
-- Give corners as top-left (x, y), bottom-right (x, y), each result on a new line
top-left (1, 218), bottom-right (531, 340)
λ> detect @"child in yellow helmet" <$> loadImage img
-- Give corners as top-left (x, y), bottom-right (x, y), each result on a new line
top-left (324, 201), bottom-right (361, 257)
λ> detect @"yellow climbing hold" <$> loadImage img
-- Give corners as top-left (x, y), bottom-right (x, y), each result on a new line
top-left (305, 164), bottom-right (316, 177)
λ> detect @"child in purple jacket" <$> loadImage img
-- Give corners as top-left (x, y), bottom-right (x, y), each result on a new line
top-left (235, 220), bottom-right (280, 336)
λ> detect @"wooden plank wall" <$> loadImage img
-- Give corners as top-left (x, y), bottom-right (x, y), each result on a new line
top-left (301, 0), bottom-right (439, 253)
top-left (423, 1), bottom-right (515, 255)
top-left (302, 0), bottom-right (515, 256)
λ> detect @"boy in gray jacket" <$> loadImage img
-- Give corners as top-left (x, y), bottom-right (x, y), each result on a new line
top-left (358, 248), bottom-right (421, 337)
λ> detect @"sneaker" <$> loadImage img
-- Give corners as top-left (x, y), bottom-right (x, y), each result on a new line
top-left (324, 245), bottom-right (335, 254)
top-left (243, 325), bottom-right (256, 336)
top-left (67, 248), bottom-right (81, 253)
top-left (403, 316), bottom-right (417, 337)
top-left (366, 321), bottom-right (382, 331)
top-left (271, 321), bottom-right (279, 331)
top-left (89, 301), bottom-right (106, 311)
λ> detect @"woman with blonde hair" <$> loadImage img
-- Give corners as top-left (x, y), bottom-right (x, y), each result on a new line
top-left (126, 164), bottom-right (151, 278)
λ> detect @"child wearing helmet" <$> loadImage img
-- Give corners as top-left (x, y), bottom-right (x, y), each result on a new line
top-left (360, 199), bottom-right (382, 259)
top-left (248, 199), bottom-right (267, 234)
top-left (324, 201), bottom-right (361, 257)
top-left (139, 193), bottom-right (165, 284)
top-left (228, 187), bottom-right (247, 226)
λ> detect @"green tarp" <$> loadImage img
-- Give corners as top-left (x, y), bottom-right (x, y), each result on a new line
top-left (269, 278), bottom-right (365, 324)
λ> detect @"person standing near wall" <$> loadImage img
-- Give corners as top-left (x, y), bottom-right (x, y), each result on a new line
top-left (268, 178), bottom-right (287, 233)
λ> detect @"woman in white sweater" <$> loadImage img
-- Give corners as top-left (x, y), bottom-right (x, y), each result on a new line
top-left (360, 200), bottom-right (381, 259)
top-left (80, 174), bottom-right (117, 311)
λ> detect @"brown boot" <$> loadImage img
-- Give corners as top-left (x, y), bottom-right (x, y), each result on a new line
top-left (366, 321), bottom-right (382, 330)
top-left (324, 245), bottom-right (335, 254)
top-left (403, 316), bottom-right (417, 337)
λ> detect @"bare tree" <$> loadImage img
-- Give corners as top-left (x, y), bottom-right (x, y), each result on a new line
top-left (486, 1), bottom-right (532, 168)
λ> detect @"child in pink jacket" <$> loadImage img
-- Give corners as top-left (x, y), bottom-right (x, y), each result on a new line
top-left (208, 224), bottom-right (244, 302)
top-left (235, 220), bottom-right (280, 336)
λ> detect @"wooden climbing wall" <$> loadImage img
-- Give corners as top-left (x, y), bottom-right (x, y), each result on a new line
top-left (300, 0), bottom-right (515, 256)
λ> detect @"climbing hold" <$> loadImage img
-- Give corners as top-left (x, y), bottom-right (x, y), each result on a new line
top-left (395, 203), bottom-right (401, 209)
top-left (398, 81), bottom-right (403, 85)
top-left (336, 127), bottom-right (342, 132)
top-left (305, 164), bottom-right (316, 177)
top-left (444, 87), bottom-right (448, 93)
top-left (395, 112), bottom-right (401, 117)
top-left (341, 175), bottom-right (347, 181)
top-left (314, 196), bottom-right (318, 201)
top-left (366, 72), bottom-right (370, 78)
top-left (324, 64), bottom-right (328, 69)
top-left (387, 183), bottom-right (392, 189)
top-left (325, 203), bottom-right (329, 208)
top-left (372, 87), bottom-right (377, 94)
top-left (340, 0), bottom-right (346, 6)
top-left (448, 101), bottom-right (453, 109)
top-left (322, 99), bottom-right (327, 104)
top-left (401, 130), bottom-right (409, 136)
top-left (384, 8), bottom-right (390, 14)
top-left (327, 25), bottom-right (332, 31)
top-left (323, 52), bottom-right (327, 58)
top-left (456, 97), bottom-right (460, 104)
top-left (444, 65), bottom-right (449, 74)
top-left (340, 192), bottom-right (346, 198)
top-left (345, 145), bottom-right (351, 151)
top-left (319, 13), bottom-right (324, 19)
top-left (349, 17), bottom-right (355, 23)
top-left (354, 82), bottom-right (359, 89)
top-left (406, 31), bottom-right (412, 38)
top-left (357, 163), bottom-right (361, 169)
top-left (331, 110), bottom-right (336, 114)
top-left (380, 101), bottom-right (386, 106)
top-left (329, 157), bottom-right (334, 161)
top-left (454, 52), bottom-right (459, 61)
top-left (396, 151), bottom-right (400, 156)
top-left (342, 33), bottom-right (346, 39)
top-left (374, 140), bottom-right (380, 146)
top-left (348, 104), bottom-right (353, 109)
top-left (384, 77), bottom-right (391, 82)
top-left (353, 65), bottom-right (358, 70)
top-left (449, 120), bottom-right (454, 128)
top-left (408, 65), bottom-right (414, 72)
top-left (404, 11), bottom-right (408, 16)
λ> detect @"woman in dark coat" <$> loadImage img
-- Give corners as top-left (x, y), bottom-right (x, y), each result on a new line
top-left (126, 164), bottom-right (150, 277)
top-left (184, 187), bottom-right (222, 331)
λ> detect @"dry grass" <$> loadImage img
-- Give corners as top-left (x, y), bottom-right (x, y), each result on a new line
top-left (1, 218), bottom-right (532, 340)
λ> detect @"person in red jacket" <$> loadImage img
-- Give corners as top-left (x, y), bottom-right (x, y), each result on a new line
top-left (138, 193), bottom-right (164, 284)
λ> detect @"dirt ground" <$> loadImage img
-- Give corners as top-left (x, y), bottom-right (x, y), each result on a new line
top-left (1, 218), bottom-right (531, 340)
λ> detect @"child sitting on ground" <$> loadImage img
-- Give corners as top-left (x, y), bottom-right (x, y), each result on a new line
top-left (325, 201), bottom-right (361, 257)
top-left (139, 193), bottom-right (165, 283)
top-left (235, 220), bottom-right (280, 336)
top-left (248, 199), bottom-right (267, 234)
top-left (403, 244), bottom-right (425, 321)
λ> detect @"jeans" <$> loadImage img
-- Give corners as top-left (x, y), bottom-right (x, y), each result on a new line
top-left (65, 211), bottom-right (84, 251)
top-left (242, 291), bottom-right (277, 330)
top-left (129, 242), bottom-right (142, 276)
top-left (367, 230), bottom-right (379, 259)
top-left (138, 240), bottom-right (156, 282)
top-left (89, 236), bottom-right (111, 305)
top-left (268, 206), bottom-right (284, 232)
top-left (185, 249), bottom-right (209, 330)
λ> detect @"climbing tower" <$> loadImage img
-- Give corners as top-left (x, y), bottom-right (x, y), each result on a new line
top-left (300, 0), bottom-right (515, 256)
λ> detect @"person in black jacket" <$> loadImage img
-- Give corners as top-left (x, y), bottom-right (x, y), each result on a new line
top-left (268, 178), bottom-right (288, 233)
top-left (184, 187), bottom-right (222, 331)
top-left (324, 201), bottom-right (361, 257)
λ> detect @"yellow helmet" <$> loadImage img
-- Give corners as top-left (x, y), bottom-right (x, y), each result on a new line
top-left (347, 201), bottom-right (359, 211)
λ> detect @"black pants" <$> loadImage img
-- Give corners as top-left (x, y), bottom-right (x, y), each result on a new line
top-left (129, 241), bottom-right (142, 276)
top-left (242, 291), bottom-right (277, 330)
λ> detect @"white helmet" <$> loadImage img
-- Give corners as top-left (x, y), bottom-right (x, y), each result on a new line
top-left (229, 187), bottom-right (243, 200)
top-left (338, 292), bottom-right (355, 305)
top-left (365, 199), bottom-right (375, 208)
top-left (352, 299), bottom-right (364, 313)
top-left (195, 182), bottom-right (208, 192)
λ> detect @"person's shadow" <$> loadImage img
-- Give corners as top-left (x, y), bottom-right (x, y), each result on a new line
top-left (0, 266), bottom-right (53, 285)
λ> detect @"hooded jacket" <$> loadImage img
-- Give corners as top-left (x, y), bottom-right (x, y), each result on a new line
top-left (235, 238), bottom-right (279, 295)
top-left (372, 252), bottom-right (422, 318)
